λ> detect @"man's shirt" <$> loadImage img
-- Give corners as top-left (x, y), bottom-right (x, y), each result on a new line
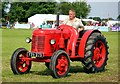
top-left (63, 17), bottom-right (84, 29)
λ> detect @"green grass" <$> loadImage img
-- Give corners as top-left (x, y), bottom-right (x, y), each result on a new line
top-left (1, 29), bottom-right (119, 82)
top-left (0, 29), bottom-right (2, 83)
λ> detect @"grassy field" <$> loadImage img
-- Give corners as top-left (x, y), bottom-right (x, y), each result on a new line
top-left (1, 29), bottom-right (119, 82)
top-left (0, 29), bottom-right (2, 83)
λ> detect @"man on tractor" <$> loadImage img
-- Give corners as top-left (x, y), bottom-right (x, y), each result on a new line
top-left (63, 9), bottom-right (84, 32)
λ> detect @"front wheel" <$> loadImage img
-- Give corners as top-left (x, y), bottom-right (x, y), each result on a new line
top-left (49, 50), bottom-right (70, 78)
top-left (83, 33), bottom-right (109, 73)
top-left (10, 48), bottom-right (32, 74)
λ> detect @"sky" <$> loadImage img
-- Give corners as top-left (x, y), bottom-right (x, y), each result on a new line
top-left (3, 0), bottom-right (120, 19)
top-left (67, 0), bottom-right (120, 19)
top-left (87, 2), bottom-right (119, 19)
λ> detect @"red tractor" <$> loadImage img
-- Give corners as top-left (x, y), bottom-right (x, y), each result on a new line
top-left (10, 13), bottom-right (109, 78)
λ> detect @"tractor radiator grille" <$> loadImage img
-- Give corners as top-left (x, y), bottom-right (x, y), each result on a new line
top-left (32, 36), bottom-right (45, 52)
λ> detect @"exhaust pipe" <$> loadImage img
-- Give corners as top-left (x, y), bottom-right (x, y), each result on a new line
top-left (56, 12), bottom-right (60, 27)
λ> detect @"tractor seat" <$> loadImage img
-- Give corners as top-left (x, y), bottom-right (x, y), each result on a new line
top-left (78, 38), bottom-right (81, 40)
top-left (79, 30), bottom-right (87, 38)
top-left (77, 38), bottom-right (81, 43)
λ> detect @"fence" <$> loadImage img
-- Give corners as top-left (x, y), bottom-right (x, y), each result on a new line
top-left (13, 24), bottom-right (120, 32)
top-left (85, 26), bottom-right (120, 32)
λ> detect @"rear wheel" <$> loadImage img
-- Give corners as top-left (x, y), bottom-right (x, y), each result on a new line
top-left (45, 62), bottom-right (50, 69)
top-left (10, 48), bottom-right (32, 74)
top-left (83, 32), bottom-right (109, 73)
top-left (49, 50), bottom-right (70, 78)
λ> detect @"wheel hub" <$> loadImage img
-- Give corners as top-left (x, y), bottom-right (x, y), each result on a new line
top-left (94, 48), bottom-right (101, 61)
top-left (93, 41), bottom-right (106, 68)
top-left (56, 55), bottom-right (68, 76)
top-left (17, 53), bottom-right (30, 72)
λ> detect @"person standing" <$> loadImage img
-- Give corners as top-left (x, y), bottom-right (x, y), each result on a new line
top-left (6, 21), bottom-right (10, 28)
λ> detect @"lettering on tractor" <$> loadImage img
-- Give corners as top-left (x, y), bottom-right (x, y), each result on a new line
top-left (10, 13), bottom-right (109, 78)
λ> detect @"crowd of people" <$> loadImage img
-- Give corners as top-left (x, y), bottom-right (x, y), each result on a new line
top-left (86, 21), bottom-right (111, 27)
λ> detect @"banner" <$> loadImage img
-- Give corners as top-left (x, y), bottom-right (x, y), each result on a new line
top-left (14, 24), bottom-right (30, 29)
top-left (85, 26), bottom-right (109, 32)
top-left (97, 26), bottom-right (109, 32)
top-left (84, 26), bottom-right (94, 30)
top-left (111, 26), bottom-right (120, 31)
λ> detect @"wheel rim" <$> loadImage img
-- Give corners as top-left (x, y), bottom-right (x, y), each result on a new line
top-left (16, 52), bottom-right (30, 73)
top-left (56, 55), bottom-right (68, 76)
top-left (93, 40), bottom-right (106, 68)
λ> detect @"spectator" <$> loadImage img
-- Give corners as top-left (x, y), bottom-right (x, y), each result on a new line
top-left (6, 21), bottom-right (10, 28)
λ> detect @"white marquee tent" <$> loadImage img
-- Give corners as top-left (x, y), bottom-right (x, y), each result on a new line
top-left (28, 14), bottom-right (69, 28)
top-left (28, 14), bottom-right (100, 28)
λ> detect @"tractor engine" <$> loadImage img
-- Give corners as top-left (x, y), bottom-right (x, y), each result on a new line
top-left (30, 28), bottom-right (61, 57)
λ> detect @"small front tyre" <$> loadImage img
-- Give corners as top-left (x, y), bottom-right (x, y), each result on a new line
top-left (49, 50), bottom-right (70, 78)
top-left (10, 48), bottom-right (32, 74)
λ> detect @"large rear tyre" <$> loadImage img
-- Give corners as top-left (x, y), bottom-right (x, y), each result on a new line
top-left (49, 50), bottom-right (70, 78)
top-left (83, 32), bottom-right (109, 73)
top-left (10, 48), bottom-right (32, 74)
top-left (45, 62), bottom-right (50, 69)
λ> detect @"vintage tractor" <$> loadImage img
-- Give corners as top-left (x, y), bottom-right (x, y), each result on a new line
top-left (10, 13), bottom-right (109, 78)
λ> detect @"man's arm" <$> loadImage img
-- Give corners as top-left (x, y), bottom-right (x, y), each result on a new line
top-left (78, 19), bottom-right (84, 32)
top-left (78, 26), bottom-right (84, 32)
top-left (63, 18), bottom-right (69, 25)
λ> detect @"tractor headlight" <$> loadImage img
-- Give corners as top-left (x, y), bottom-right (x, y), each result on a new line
top-left (50, 39), bottom-right (56, 45)
top-left (25, 37), bottom-right (31, 43)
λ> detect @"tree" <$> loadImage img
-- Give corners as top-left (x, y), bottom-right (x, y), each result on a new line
top-left (0, 3), bottom-right (2, 19)
top-left (88, 17), bottom-right (93, 19)
top-left (57, 2), bottom-right (71, 15)
top-left (59, 1), bottom-right (91, 19)
top-left (2, 1), bottom-right (91, 23)
top-left (7, 2), bottom-right (57, 23)
top-left (72, 1), bottom-right (91, 18)
top-left (1, 2), bottom-right (10, 23)
top-left (108, 17), bottom-right (114, 20)
top-left (101, 18), bottom-right (108, 22)
top-left (117, 15), bottom-right (120, 20)
top-left (93, 17), bottom-right (101, 22)
top-left (1, 3), bottom-right (7, 19)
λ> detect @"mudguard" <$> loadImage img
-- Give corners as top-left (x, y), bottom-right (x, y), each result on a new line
top-left (78, 30), bottom-right (101, 58)
top-left (59, 25), bottom-right (79, 57)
